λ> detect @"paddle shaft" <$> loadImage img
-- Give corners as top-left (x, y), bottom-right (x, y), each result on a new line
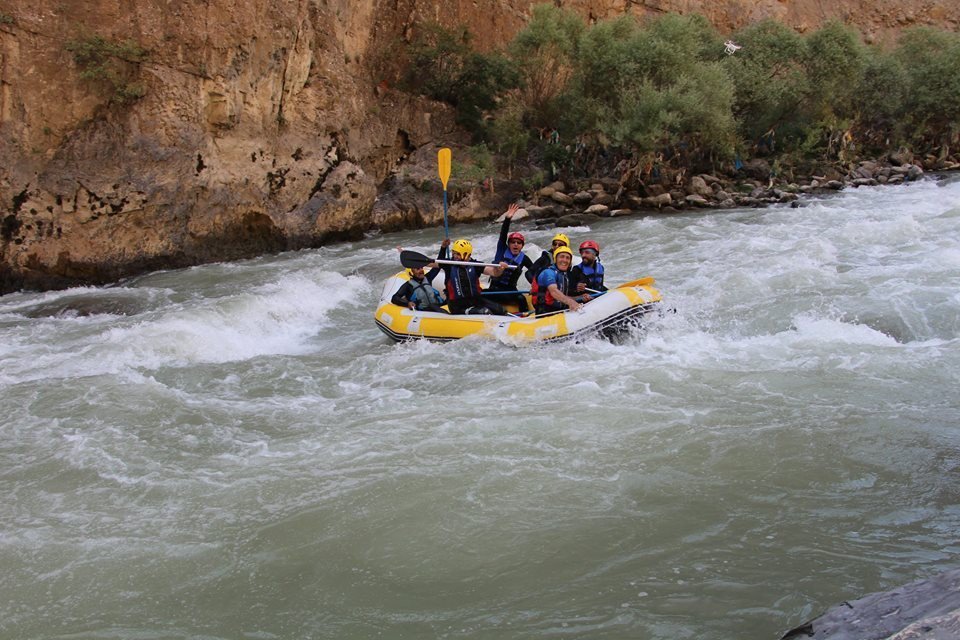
top-left (438, 258), bottom-right (516, 269)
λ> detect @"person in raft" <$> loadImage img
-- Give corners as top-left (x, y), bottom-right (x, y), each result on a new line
top-left (391, 262), bottom-right (447, 313)
top-left (534, 245), bottom-right (585, 315)
top-left (485, 203), bottom-right (535, 312)
top-left (529, 232), bottom-right (570, 283)
top-left (570, 239), bottom-right (607, 300)
top-left (439, 238), bottom-right (509, 315)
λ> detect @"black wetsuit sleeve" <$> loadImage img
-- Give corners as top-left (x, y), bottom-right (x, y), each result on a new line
top-left (569, 265), bottom-right (584, 291)
top-left (527, 252), bottom-right (551, 283)
top-left (495, 218), bottom-right (510, 261)
top-left (391, 281), bottom-right (414, 306)
top-left (513, 254), bottom-right (535, 288)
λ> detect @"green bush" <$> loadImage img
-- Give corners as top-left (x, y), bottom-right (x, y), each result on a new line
top-left (508, 4), bottom-right (583, 128)
top-left (894, 27), bottom-right (960, 147)
top-left (402, 23), bottom-right (519, 138)
top-left (66, 35), bottom-right (148, 104)
top-left (569, 13), bottom-right (735, 161)
top-left (724, 20), bottom-right (808, 146)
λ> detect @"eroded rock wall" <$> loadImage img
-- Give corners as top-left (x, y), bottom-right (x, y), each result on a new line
top-left (0, 0), bottom-right (956, 292)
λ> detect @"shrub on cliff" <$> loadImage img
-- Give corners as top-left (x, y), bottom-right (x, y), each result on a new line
top-left (65, 35), bottom-right (148, 104)
top-left (402, 23), bottom-right (519, 138)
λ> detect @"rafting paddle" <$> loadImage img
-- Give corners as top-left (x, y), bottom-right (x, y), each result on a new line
top-left (400, 250), bottom-right (516, 270)
top-left (438, 148), bottom-right (451, 240)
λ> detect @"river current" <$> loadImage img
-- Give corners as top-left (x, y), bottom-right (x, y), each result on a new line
top-left (2, 176), bottom-right (959, 639)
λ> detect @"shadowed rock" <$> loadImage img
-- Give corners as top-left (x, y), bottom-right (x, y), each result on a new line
top-left (781, 569), bottom-right (960, 640)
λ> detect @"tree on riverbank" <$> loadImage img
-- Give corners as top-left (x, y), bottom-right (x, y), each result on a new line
top-left (392, 4), bottom-right (960, 186)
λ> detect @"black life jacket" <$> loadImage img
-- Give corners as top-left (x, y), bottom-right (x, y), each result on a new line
top-left (445, 263), bottom-right (482, 301)
top-left (490, 248), bottom-right (525, 289)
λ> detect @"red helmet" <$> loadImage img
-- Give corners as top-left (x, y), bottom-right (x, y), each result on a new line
top-left (579, 240), bottom-right (600, 254)
top-left (507, 231), bottom-right (525, 245)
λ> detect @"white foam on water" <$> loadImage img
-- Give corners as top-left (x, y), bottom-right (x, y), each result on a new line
top-left (0, 270), bottom-right (371, 384)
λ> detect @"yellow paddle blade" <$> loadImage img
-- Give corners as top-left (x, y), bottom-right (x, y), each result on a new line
top-left (438, 147), bottom-right (452, 189)
top-left (616, 276), bottom-right (655, 288)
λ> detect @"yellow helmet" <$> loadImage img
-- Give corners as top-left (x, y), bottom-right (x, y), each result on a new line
top-left (553, 245), bottom-right (574, 261)
top-left (551, 232), bottom-right (570, 247)
top-left (452, 238), bottom-right (473, 256)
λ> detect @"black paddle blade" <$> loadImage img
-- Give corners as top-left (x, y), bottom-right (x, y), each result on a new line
top-left (399, 250), bottom-right (432, 269)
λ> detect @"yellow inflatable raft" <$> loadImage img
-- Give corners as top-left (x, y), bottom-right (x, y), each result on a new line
top-left (374, 272), bottom-right (661, 344)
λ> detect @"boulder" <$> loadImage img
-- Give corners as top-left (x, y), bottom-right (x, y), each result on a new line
top-left (494, 208), bottom-right (530, 223)
top-left (555, 213), bottom-right (586, 226)
top-left (643, 192), bottom-right (673, 208)
top-left (781, 569), bottom-right (960, 640)
top-left (685, 194), bottom-right (711, 207)
top-left (584, 204), bottom-right (609, 215)
top-left (550, 191), bottom-right (573, 205)
top-left (688, 175), bottom-right (714, 198)
top-left (572, 191), bottom-right (593, 204)
top-left (590, 193), bottom-right (615, 206)
top-left (740, 158), bottom-right (772, 180)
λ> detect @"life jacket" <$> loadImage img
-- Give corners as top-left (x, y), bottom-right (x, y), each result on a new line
top-left (445, 263), bottom-right (482, 301)
top-left (527, 250), bottom-right (552, 300)
top-left (409, 278), bottom-right (443, 310)
top-left (490, 248), bottom-right (526, 289)
top-left (577, 259), bottom-right (604, 290)
top-left (536, 265), bottom-right (571, 310)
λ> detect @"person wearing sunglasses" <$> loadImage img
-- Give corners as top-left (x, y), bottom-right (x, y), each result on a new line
top-left (484, 203), bottom-right (535, 312)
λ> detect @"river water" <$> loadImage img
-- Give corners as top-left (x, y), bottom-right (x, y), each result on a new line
top-left (2, 176), bottom-right (959, 639)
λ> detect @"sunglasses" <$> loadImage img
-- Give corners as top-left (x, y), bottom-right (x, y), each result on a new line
top-left (509, 239), bottom-right (524, 244)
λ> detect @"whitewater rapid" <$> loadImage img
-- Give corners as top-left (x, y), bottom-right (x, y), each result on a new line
top-left (1, 175), bottom-right (959, 639)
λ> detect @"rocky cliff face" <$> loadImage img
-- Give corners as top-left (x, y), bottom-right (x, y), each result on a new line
top-left (0, 0), bottom-right (956, 293)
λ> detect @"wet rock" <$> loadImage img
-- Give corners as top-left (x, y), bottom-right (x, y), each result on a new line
top-left (853, 177), bottom-right (878, 187)
top-left (608, 208), bottom-right (634, 217)
top-left (907, 164), bottom-right (924, 180)
top-left (584, 204), bottom-right (609, 215)
top-left (826, 180), bottom-right (845, 190)
top-left (781, 569), bottom-right (960, 640)
top-left (550, 191), bottom-right (573, 205)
